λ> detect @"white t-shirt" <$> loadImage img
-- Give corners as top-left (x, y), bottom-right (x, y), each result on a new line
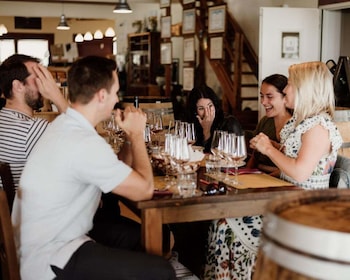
top-left (12, 108), bottom-right (132, 280)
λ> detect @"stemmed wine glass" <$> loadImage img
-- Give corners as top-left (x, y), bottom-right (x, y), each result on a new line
top-left (210, 130), bottom-right (227, 179)
top-left (168, 136), bottom-right (190, 174)
top-left (103, 113), bottom-right (123, 153)
top-left (228, 135), bottom-right (247, 185)
top-left (184, 122), bottom-right (196, 145)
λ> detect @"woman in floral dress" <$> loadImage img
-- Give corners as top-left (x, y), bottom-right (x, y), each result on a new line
top-left (204, 61), bottom-right (343, 280)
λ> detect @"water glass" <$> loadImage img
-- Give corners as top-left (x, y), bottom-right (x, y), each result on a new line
top-left (177, 172), bottom-right (197, 198)
top-left (205, 155), bottom-right (221, 175)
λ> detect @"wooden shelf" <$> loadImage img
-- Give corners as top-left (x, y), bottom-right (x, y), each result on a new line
top-left (127, 32), bottom-right (161, 96)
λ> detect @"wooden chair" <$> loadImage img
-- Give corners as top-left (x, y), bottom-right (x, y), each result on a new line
top-left (0, 162), bottom-right (16, 213)
top-left (330, 155), bottom-right (350, 188)
top-left (0, 189), bottom-right (20, 280)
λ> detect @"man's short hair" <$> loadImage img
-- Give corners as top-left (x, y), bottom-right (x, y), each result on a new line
top-left (0, 54), bottom-right (40, 99)
top-left (68, 56), bottom-right (117, 104)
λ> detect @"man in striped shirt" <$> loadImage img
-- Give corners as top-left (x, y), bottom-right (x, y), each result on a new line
top-left (0, 54), bottom-right (68, 189)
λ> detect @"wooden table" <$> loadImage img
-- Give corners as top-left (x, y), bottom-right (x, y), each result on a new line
top-left (122, 169), bottom-right (302, 256)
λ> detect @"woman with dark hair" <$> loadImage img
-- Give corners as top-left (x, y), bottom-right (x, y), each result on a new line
top-left (246, 74), bottom-right (292, 176)
top-left (187, 85), bottom-right (243, 153)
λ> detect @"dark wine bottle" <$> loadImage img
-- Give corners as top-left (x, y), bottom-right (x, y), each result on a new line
top-left (134, 96), bottom-right (139, 108)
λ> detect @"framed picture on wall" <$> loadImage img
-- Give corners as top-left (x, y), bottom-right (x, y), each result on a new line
top-left (208, 5), bottom-right (226, 33)
top-left (161, 16), bottom-right (171, 38)
top-left (281, 32), bottom-right (300, 59)
top-left (160, 0), bottom-right (170, 8)
top-left (210, 37), bottom-right (223, 59)
top-left (183, 67), bottom-right (194, 91)
top-left (182, 9), bottom-right (196, 34)
top-left (183, 37), bottom-right (195, 62)
top-left (161, 42), bottom-right (172, 64)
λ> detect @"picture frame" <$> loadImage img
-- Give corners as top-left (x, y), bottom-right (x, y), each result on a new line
top-left (183, 37), bottom-right (195, 62)
top-left (161, 16), bottom-right (171, 38)
top-left (160, 0), bottom-right (170, 8)
top-left (208, 5), bottom-right (226, 34)
top-left (182, 9), bottom-right (196, 34)
top-left (210, 37), bottom-right (223, 59)
top-left (183, 67), bottom-right (194, 91)
top-left (161, 42), bottom-right (172, 64)
top-left (281, 32), bottom-right (300, 59)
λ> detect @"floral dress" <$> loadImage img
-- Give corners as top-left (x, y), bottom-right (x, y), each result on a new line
top-left (204, 114), bottom-right (343, 280)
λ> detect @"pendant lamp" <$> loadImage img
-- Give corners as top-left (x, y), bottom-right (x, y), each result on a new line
top-left (57, 14), bottom-right (70, 30)
top-left (113, 0), bottom-right (132, 14)
top-left (0, 24), bottom-right (8, 36)
top-left (57, 3), bottom-right (70, 30)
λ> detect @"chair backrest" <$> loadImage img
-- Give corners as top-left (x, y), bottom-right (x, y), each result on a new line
top-left (0, 162), bottom-right (16, 213)
top-left (0, 189), bottom-right (20, 280)
top-left (329, 155), bottom-right (350, 188)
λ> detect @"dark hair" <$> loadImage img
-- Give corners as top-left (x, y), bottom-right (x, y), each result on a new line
top-left (187, 85), bottom-right (224, 123)
top-left (0, 54), bottom-right (40, 99)
top-left (262, 74), bottom-right (288, 94)
top-left (68, 56), bottom-right (117, 104)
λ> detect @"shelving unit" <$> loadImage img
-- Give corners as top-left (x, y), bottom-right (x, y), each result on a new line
top-left (127, 32), bottom-right (161, 96)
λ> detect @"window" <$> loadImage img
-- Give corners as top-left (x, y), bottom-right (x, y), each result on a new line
top-left (0, 39), bottom-right (15, 63)
top-left (18, 39), bottom-right (50, 66)
top-left (0, 33), bottom-right (54, 65)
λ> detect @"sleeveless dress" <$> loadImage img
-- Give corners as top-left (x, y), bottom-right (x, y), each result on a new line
top-left (204, 113), bottom-right (343, 280)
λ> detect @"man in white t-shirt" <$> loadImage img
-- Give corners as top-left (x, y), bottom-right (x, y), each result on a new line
top-left (12, 56), bottom-right (176, 280)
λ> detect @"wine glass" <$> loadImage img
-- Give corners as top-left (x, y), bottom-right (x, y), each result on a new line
top-left (210, 130), bottom-right (227, 179)
top-left (168, 136), bottom-right (190, 174)
top-left (185, 122), bottom-right (196, 145)
top-left (152, 114), bottom-right (163, 133)
top-left (229, 135), bottom-right (247, 185)
top-left (222, 132), bottom-right (235, 183)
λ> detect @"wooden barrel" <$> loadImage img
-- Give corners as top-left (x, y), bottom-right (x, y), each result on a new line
top-left (253, 189), bottom-right (350, 280)
top-left (121, 96), bottom-right (174, 127)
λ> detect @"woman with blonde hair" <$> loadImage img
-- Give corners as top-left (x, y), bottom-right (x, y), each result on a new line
top-left (205, 62), bottom-right (343, 280)
top-left (251, 61), bottom-right (343, 189)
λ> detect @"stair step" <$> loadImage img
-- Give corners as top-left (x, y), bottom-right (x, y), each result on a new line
top-left (242, 71), bottom-right (256, 75)
top-left (241, 97), bottom-right (258, 101)
top-left (241, 83), bottom-right (258, 88)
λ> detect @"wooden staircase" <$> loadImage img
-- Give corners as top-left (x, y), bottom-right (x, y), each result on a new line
top-left (181, 0), bottom-right (259, 130)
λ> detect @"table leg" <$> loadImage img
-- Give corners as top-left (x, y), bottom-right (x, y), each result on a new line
top-left (141, 208), bottom-right (163, 256)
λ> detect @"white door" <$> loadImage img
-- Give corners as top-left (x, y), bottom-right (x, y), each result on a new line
top-left (259, 7), bottom-right (321, 118)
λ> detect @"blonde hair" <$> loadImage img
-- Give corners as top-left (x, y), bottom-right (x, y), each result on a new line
top-left (288, 61), bottom-right (335, 126)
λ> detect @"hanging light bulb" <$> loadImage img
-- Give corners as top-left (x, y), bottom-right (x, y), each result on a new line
top-left (56, 3), bottom-right (70, 30)
top-left (94, 30), bottom-right (103, 39)
top-left (105, 27), bottom-right (116, 37)
top-left (57, 14), bottom-right (70, 30)
top-left (84, 32), bottom-right (93, 41)
top-left (0, 24), bottom-right (8, 36)
top-left (74, 33), bottom-right (84, 43)
top-left (113, 0), bottom-right (132, 14)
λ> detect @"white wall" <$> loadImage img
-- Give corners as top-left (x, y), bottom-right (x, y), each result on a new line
top-left (225, 0), bottom-right (318, 55)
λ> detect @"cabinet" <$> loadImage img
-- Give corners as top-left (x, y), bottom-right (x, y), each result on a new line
top-left (127, 32), bottom-right (161, 96)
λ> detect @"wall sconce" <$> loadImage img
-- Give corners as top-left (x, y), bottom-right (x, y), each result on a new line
top-left (83, 32), bottom-right (93, 41)
top-left (94, 30), bottom-right (103, 39)
top-left (0, 24), bottom-right (8, 36)
top-left (105, 27), bottom-right (116, 37)
top-left (113, 0), bottom-right (132, 14)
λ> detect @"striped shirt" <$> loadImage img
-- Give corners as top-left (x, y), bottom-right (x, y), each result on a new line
top-left (0, 108), bottom-right (49, 188)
